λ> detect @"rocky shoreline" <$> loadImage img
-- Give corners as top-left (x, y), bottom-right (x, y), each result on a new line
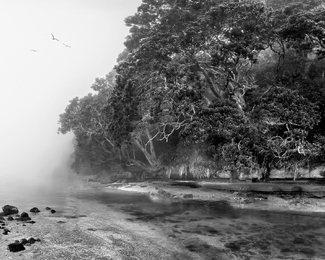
top-left (0, 205), bottom-right (58, 253)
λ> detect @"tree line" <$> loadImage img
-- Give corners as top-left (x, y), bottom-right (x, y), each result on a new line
top-left (58, 0), bottom-right (325, 180)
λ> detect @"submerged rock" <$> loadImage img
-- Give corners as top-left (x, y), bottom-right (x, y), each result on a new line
top-left (45, 207), bottom-right (51, 210)
top-left (2, 205), bottom-right (19, 215)
top-left (224, 242), bottom-right (241, 251)
top-left (291, 186), bottom-right (303, 196)
top-left (183, 194), bottom-right (194, 199)
top-left (157, 188), bottom-right (172, 198)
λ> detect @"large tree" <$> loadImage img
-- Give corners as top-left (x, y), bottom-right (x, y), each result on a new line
top-left (108, 0), bottom-right (274, 172)
top-left (58, 72), bottom-right (118, 172)
top-left (60, 0), bottom-right (325, 179)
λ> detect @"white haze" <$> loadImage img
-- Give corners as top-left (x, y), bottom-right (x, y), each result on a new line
top-left (0, 0), bottom-right (142, 190)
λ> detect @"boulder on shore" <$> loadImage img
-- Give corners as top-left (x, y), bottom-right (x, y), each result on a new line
top-left (17, 212), bottom-right (31, 221)
top-left (2, 205), bottom-right (19, 216)
top-left (8, 242), bottom-right (25, 252)
top-left (30, 207), bottom-right (40, 213)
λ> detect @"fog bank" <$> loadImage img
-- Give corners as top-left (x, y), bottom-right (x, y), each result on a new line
top-left (0, 0), bottom-right (142, 189)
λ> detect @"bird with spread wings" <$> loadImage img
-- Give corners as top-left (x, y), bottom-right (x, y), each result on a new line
top-left (51, 34), bottom-right (71, 48)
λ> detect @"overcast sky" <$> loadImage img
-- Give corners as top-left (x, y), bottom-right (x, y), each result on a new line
top-left (0, 0), bottom-right (142, 181)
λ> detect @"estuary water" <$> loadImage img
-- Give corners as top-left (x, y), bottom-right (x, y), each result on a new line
top-left (1, 176), bottom-right (325, 259)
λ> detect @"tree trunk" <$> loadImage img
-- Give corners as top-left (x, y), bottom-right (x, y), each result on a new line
top-left (133, 132), bottom-right (160, 171)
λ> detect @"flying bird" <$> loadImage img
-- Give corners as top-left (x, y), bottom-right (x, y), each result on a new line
top-left (51, 33), bottom-right (60, 41)
top-left (51, 33), bottom-right (71, 48)
top-left (31, 49), bottom-right (38, 52)
top-left (62, 43), bottom-right (71, 48)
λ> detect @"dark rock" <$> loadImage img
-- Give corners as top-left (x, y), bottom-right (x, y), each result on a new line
top-left (26, 220), bottom-right (36, 224)
top-left (299, 248), bottom-right (315, 255)
top-left (17, 212), bottom-right (31, 221)
top-left (45, 207), bottom-right (51, 210)
top-left (21, 212), bottom-right (29, 218)
top-left (293, 237), bottom-right (305, 244)
top-left (20, 239), bottom-right (28, 245)
top-left (252, 177), bottom-right (258, 183)
top-left (50, 209), bottom-right (56, 214)
top-left (183, 194), bottom-right (193, 199)
top-left (3, 228), bottom-right (10, 235)
top-left (7, 216), bottom-right (14, 221)
top-left (224, 242), bottom-right (241, 251)
top-left (2, 205), bottom-right (19, 215)
top-left (28, 237), bottom-right (36, 244)
top-left (30, 207), bottom-right (40, 213)
top-left (8, 242), bottom-right (25, 252)
top-left (281, 248), bottom-right (292, 253)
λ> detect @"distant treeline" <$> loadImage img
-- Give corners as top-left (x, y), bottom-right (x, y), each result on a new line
top-left (58, 0), bottom-right (325, 180)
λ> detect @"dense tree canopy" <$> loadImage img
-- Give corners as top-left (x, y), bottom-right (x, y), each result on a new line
top-left (59, 0), bottom-right (325, 179)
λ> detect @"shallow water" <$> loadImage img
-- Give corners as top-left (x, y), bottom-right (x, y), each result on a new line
top-left (1, 178), bottom-right (325, 259)
top-left (0, 175), bottom-right (77, 211)
top-left (75, 187), bottom-right (325, 259)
